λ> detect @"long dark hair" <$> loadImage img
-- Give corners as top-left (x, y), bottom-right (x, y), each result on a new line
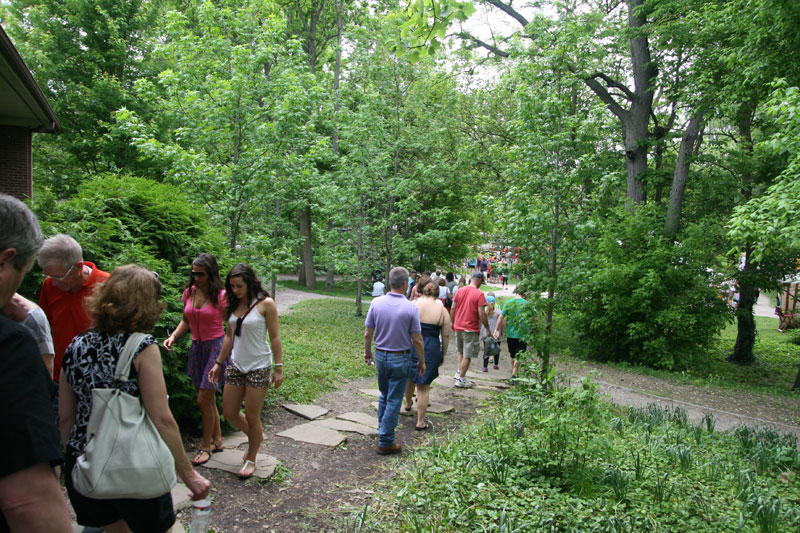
top-left (184, 253), bottom-right (224, 307)
top-left (224, 263), bottom-right (268, 318)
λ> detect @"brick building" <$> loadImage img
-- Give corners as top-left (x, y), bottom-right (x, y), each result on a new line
top-left (0, 24), bottom-right (60, 200)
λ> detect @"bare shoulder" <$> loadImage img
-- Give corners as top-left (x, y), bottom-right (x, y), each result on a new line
top-left (258, 297), bottom-right (277, 315)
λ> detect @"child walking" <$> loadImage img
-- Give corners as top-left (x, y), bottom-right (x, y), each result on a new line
top-left (480, 295), bottom-right (503, 371)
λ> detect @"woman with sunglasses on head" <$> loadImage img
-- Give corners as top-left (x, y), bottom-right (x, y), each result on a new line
top-left (162, 253), bottom-right (227, 466)
top-left (60, 265), bottom-right (210, 532)
top-left (208, 263), bottom-right (283, 479)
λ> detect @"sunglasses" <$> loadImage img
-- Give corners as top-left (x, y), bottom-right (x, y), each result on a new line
top-left (46, 262), bottom-right (77, 281)
top-left (190, 271), bottom-right (207, 278)
top-left (152, 271), bottom-right (162, 298)
top-left (234, 316), bottom-right (244, 337)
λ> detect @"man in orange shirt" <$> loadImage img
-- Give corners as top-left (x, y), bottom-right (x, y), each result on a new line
top-left (38, 234), bottom-right (109, 382)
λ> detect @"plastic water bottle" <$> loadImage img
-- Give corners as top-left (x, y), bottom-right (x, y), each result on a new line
top-left (189, 496), bottom-right (211, 533)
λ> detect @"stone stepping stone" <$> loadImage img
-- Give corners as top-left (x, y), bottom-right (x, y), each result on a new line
top-left (454, 388), bottom-right (490, 400)
top-left (359, 388), bottom-right (382, 398)
top-left (282, 403), bottom-right (329, 420)
top-left (433, 377), bottom-right (455, 388)
top-left (222, 431), bottom-right (249, 449)
top-left (337, 411), bottom-right (379, 429)
top-left (311, 418), bottom-right (378, 436)
top-left (428, 402), bottom-right (455, 414)
top-left (171, 481), bottom-right (193, 511)
top-left (466, 370), bottom-right (511, 382)
top-left (201, 448), bottom-right (279, 479)
top-left (277, 422), bottom-right (346, 447)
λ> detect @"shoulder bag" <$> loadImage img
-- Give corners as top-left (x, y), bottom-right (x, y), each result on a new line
top-left (72, 332), bottom-right (177, 499)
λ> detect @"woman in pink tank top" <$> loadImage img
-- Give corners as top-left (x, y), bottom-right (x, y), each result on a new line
top-left (162, 253), bottom-right (227, 466)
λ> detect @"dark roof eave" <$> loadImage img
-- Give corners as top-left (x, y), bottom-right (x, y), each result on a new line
top-left (0, 24), bottom-right (61, 133)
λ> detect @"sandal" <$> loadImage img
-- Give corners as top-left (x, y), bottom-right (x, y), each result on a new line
top-left (210, 442), bottom-right (224, 453)
top-left (192, 449), bottom-right (212, 466)
top-left (415, 422), bottom-right (431, 431)
top-left (238, 459), bottom-right (256, 479)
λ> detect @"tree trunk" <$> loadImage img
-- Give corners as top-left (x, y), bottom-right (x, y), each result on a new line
top-left (664, 112), bottom-right (704, 239)
top-left (730, 103), bottom-right (757, 365)
top-left (298, 205), bottom-right (317, 289)
top-left (325, 0), bottom-right (343, 294)
top-left (730, 246), bottom-right (756, 365)
top-left (624, 0), bottom-right (656, 205)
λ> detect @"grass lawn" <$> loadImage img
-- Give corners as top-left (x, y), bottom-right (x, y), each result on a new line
top-left (273, 298), bottom-right (374, 405)
top-left (277, 279), bottom-right (374, 301)
top-left (553, 315), bottom-right (800, 397)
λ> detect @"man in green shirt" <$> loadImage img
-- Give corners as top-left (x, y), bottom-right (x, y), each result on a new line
top-left (493, 287), bottom-right (528, 379)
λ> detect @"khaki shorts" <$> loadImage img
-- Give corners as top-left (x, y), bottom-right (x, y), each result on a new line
top-left (456, 330), bottom-right (480, 359)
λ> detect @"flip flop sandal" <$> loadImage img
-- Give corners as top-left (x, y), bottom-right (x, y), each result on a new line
top-left (238, 459), bottom-right (256, 479)
top-left (415, 423), bottom-right (431, 431)
top-left (210, 442), bottom-right (224, 453)
top-left (192, 449), bottom-right (212, 466)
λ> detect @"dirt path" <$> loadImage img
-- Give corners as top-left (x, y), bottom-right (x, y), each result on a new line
top-left (182, 288), bottom-right (800, 531)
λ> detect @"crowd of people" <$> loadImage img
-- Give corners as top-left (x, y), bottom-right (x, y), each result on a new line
top-left (364, 266), bottom-right (529, 455)
top-left (1, 191), bottom-right (530, 530)
top-left (0, 194), bottom-right (283, 532)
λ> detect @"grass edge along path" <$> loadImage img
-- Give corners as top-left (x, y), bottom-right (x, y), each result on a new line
top-left (273, 298), bottom-right (374, 406)
top-left (353, 379), bottom-right (800, 532)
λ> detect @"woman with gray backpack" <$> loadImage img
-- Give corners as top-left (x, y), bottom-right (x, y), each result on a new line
top-left (480, 295), bottom-right (503, 372)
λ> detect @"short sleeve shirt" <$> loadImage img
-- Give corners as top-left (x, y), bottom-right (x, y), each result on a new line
top-left (21, 306), bottom-right (55, 355)
top-left (501, 297), bottom-right (529, 339)
top-left (365, 293), bottom-right (421, 351)
top-left (452, 285), bottom-right (488, 332)
top-left (61, 331), bottom-right (157, 457)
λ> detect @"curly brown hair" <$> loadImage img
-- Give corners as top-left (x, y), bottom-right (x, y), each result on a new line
top-left (87, 264), bottom-right (165, 333)
top-left (224, 263), bottom-right (268, 319)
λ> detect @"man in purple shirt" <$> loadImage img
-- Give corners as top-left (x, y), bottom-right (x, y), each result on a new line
top-left (364, 266), bottom-right (425, 455)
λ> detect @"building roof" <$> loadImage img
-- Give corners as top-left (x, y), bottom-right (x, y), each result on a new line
top-left (0, 24), bottom-right (60, 133)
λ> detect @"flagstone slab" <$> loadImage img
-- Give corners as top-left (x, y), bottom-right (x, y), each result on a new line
top-left (359, 388), bottom-right (382, 398)
top-left (281, 403), bottom-right (329, 420)
top-left (454, 388), bottom-right (491, 400)
top-left (337, 411), bottom-right (379, 429)
top-left (427, 402), bottom-right (455, 414)
top-left (466, 370), bottom-right (512, 382)
top-left (171, 481), bottom-right (193, 511)
top-left (201, 448), bottom-right (279, 478)
top-left (433, 377), bottom-right (455, 388)
top-left (222, 431), bottom-right (249, 449)
top-left (277, 423), bottom-right (346, 447)
top-left (311, 418), bottom-right (378, 436)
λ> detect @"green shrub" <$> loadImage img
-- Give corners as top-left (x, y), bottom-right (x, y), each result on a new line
top-left (26, 174), bottom-right (229, 426)
top-left (570, 208), bottom-right (731, 370)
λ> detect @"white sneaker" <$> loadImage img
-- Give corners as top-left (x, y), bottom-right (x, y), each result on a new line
top-left (454, 377), bottom-right (473, 389)
top-left (454, 370), bottom-right (461, 379)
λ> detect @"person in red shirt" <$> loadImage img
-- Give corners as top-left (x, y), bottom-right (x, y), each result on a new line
top-left (38, 234), bottom-right (110, 381)
top-left (449, 272), bottom-right (490, 388)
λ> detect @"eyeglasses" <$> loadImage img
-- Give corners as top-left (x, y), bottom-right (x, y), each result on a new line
top-left (190, 271), bottom-right (207, 278)
top-left (46, 262), bottom-right (77, 281)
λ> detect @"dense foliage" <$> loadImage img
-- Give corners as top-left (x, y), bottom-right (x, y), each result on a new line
top-left (356, 378), bottom-right (800, 531)
top-left (571, 208), bottom-right (731, 369)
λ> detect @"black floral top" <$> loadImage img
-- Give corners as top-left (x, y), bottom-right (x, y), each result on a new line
top-left (62, 331), bottom-right (157, 457)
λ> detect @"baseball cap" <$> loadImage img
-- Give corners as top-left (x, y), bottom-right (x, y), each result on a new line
top-left (471, 271), bottom-right (484, 279)
top-left (486, 295), bottom-right (496, 303)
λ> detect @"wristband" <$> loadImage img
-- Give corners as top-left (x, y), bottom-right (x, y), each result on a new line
top-left (273, 363), bottom-right (283, 367)
top-left (215, 361), bottom-right (224, 366)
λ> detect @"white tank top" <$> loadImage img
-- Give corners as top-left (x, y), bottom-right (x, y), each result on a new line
top-left (229, 301), bottom-right (272, 373)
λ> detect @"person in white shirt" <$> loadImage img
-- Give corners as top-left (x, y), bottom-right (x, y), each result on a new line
top-left (372, 278), bottom-right (385, 297)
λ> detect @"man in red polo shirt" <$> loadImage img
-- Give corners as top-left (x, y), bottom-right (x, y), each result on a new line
top-left (449, 271), bottom-right (490, 388)
top-left (38, 234), bottom-right (109, 381)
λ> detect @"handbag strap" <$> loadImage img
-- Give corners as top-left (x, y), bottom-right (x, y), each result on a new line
top-left (114, 332), bottom-right (149, 382)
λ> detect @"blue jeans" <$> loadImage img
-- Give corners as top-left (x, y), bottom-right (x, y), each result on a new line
top-left (375, 350), bottom-right (412, 448)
